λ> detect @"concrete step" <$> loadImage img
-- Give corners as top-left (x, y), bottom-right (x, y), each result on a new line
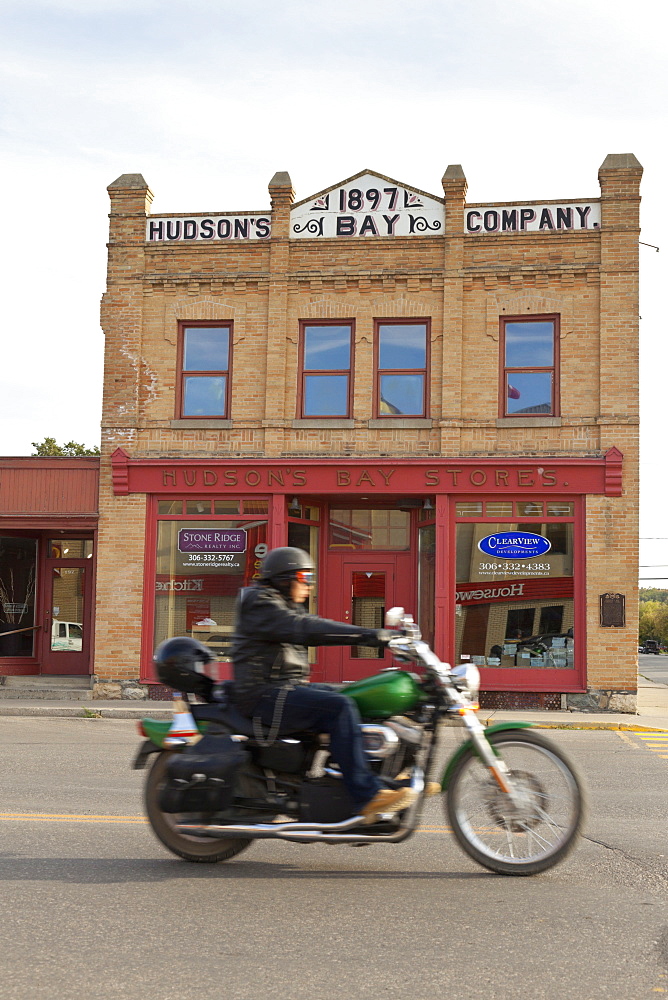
top-left (2, 675), bottom-right (91, 688)
top-left (0, 676), bottom-right (93, 700)
top-left (0, 688), bottom-right (94, 701)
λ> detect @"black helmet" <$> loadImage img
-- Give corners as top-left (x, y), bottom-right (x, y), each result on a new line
top-left (153, 636), bottom-right (215, 698)
top-left (260, 546), bottom-right (314, 581)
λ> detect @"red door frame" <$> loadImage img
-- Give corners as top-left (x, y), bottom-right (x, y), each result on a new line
top-left (318, 551), bottom-right (414, 683)
top-left (446, 495), bottom-right (586, 693)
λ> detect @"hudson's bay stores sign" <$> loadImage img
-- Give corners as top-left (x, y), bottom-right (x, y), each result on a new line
top-left (145, 171), bottom-right (601, 242)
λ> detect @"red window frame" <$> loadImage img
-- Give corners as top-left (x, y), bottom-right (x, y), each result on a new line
top-left (499, 314), bottom-right (560, 418)
top-left (140, 495), bottom-right (273, 683)
top-left (452, 495), bottom-right (585, 693)
top-left (176, 321), bottom-right (233, 419)
top-left (297, 320), bottom-right (355, 418)
top-left (373, 319), bottom-right (430, 418)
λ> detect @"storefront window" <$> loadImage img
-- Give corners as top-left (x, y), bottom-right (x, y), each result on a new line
top-left (0, 537), bottom-right (37, 657)
top-left (153, 516), bottom-right (267, 660)
top-left (329, 509), bottom-right (410, 550)
top-left (455, 517), bottom-right (575, 672)
top-left (50, 539), bottom-right (94, 559)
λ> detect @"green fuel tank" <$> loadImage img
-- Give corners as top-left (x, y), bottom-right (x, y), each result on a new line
top-left (344, 669), bottom-right (422, 719)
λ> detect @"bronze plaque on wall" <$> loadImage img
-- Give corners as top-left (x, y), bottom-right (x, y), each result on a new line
top-left (600, 593), bottom-right (625, 627)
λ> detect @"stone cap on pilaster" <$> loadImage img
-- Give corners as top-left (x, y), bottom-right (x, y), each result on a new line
top-left (268, 171), bottom-right (294, 240)
top-left (107, 173), bottom-right (154, 215)
top-left (598, 153), bottom-right (643, 174)
top-left (442, 164), bottom-right (467, 192)
top-left (442, 164), bottom-right (467, 234)
top-left (268, 171), bottom-right (295, 205)
top-left (598, 153), bottom-right (642, 228)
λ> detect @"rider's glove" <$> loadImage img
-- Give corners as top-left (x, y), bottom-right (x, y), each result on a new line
top-left (376, 629), bottom-right (406, 646)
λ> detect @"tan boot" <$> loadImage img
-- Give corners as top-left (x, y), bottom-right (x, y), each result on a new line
top-left (360, 787), bottom-right (417, 825)
top-left (394, 770), bottom-right (441, 798)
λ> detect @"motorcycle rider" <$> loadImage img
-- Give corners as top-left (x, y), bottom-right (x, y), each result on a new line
top-left (230, 546), bottom-right (417, 824)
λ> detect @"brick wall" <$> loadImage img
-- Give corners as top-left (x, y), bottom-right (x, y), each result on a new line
top-left (96, 157), bottom-right (641, 699)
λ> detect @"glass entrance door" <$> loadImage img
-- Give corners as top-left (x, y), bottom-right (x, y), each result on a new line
top-left (340, 558), bottom-right (396, 681)
top-left (42, 539), bottom-right (93, 675)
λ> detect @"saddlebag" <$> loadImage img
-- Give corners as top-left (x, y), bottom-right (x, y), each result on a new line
top-left (159, 734), bottom-right (249, 813)
top-left (298, 776), bottom-right (355, 824)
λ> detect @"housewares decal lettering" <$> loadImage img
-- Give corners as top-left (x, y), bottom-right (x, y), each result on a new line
top-left (290, 173), bottom-right (444, 239)
top-left (465, 202), bottom-right (601, 234)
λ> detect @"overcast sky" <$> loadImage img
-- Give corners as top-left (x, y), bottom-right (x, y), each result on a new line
top-left (1, 0), bottom-right (666, 578)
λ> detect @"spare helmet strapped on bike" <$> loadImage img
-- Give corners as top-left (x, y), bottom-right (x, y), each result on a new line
top-left (153, 635), bottom-right (215, 698)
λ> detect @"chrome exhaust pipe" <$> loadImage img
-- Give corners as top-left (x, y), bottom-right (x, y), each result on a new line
top-left (176, 768), bottom-right (425, 844)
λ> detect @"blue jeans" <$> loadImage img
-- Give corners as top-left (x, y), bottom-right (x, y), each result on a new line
top-left (253, 684), bottom-right (381, 808)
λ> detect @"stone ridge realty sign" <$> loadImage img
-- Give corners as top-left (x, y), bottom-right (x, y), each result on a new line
top-left (176, 528), bottom-right (247, 572)
top-left (290, 173), bottom-right (444, 239)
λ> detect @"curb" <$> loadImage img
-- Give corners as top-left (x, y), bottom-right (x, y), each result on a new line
top-left (0, 705), bottom-right (172, 720)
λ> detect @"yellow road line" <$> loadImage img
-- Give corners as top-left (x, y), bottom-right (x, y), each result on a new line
top-left (0, 813), bottom-right (148, 824)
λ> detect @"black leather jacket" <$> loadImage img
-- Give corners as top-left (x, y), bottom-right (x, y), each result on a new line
top-left (230, 582), bottom-right (385, 711)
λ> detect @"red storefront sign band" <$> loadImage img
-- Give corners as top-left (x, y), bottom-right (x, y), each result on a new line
top-left (112, 448), bottom-right (624, 497)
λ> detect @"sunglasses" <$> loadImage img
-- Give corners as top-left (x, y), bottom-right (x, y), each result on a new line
top-left (295, 570), bottom-right (315, 585)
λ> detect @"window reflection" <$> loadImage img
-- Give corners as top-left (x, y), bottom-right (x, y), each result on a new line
top-left (0, 537), bottom-right (36, 657)
top-left (455, 521), bottom-right (575, 670)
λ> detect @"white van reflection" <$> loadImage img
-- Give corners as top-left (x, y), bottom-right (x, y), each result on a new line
top-left (51, 621), bottom-right (83, 651)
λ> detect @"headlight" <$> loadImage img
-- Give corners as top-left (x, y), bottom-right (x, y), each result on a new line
top-left (450, 663), bottom-right (481, 700)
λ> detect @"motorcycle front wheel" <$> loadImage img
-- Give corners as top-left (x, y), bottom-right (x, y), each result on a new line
top-left (445, 730), bottom-right (585, 876)
top-left (145, 752), bottom-right (252, 863)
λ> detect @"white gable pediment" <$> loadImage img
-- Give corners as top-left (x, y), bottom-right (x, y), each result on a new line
top-left (291, 170), bottom-right (444, 239)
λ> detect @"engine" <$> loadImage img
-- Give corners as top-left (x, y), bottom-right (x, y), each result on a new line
top-left (360, 718), bottom-right (423, 772)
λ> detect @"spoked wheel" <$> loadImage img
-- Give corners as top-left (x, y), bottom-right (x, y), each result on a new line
top-left (445, 730), bottom-right (585, 875)
top-left (145, 752), bottom-right (252, 863)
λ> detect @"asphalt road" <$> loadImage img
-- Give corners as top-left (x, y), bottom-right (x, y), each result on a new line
top-left (1, 717), bottom-right (667, 1000)
top-left (640, 651), bottom-right (668, 686)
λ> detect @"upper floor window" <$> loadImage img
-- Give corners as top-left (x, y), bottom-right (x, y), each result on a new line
top-left (299, 322), bottom-right (353, 417)
top-left (501, 315), bottom-right (559, 417)
top-left (178, 323), bottom-right (231, 418)
top-left (375, 321), bottom-right (428, 416)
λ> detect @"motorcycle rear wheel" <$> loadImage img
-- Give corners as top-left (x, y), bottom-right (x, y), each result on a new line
top-left (445, 730), bottom-right (584, 875)
top-left (145, 752), bottom-right (252, 863)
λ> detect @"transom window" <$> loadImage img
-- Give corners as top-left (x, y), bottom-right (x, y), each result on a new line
top-left (375, 321), bottom-right (428, 416)
top-left (501, 315), bottom-right (559, 417)
top-left (299, 323), bottom-right (353, 417)
top-left (178, 323), bottom-right (231, 418)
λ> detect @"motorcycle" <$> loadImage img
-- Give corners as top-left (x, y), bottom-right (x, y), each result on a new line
top-left (134, 609), bottom-right (585, 875)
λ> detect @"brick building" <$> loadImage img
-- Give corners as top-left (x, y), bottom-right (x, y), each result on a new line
top-left (95, 154), bottom-right (641, 709)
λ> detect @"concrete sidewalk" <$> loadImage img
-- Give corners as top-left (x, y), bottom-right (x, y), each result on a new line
top-left (0, 675), bottom-right (666, 731)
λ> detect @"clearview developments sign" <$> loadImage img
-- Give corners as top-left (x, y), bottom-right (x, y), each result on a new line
top-left (465, 202), bottom-right (601, 234)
